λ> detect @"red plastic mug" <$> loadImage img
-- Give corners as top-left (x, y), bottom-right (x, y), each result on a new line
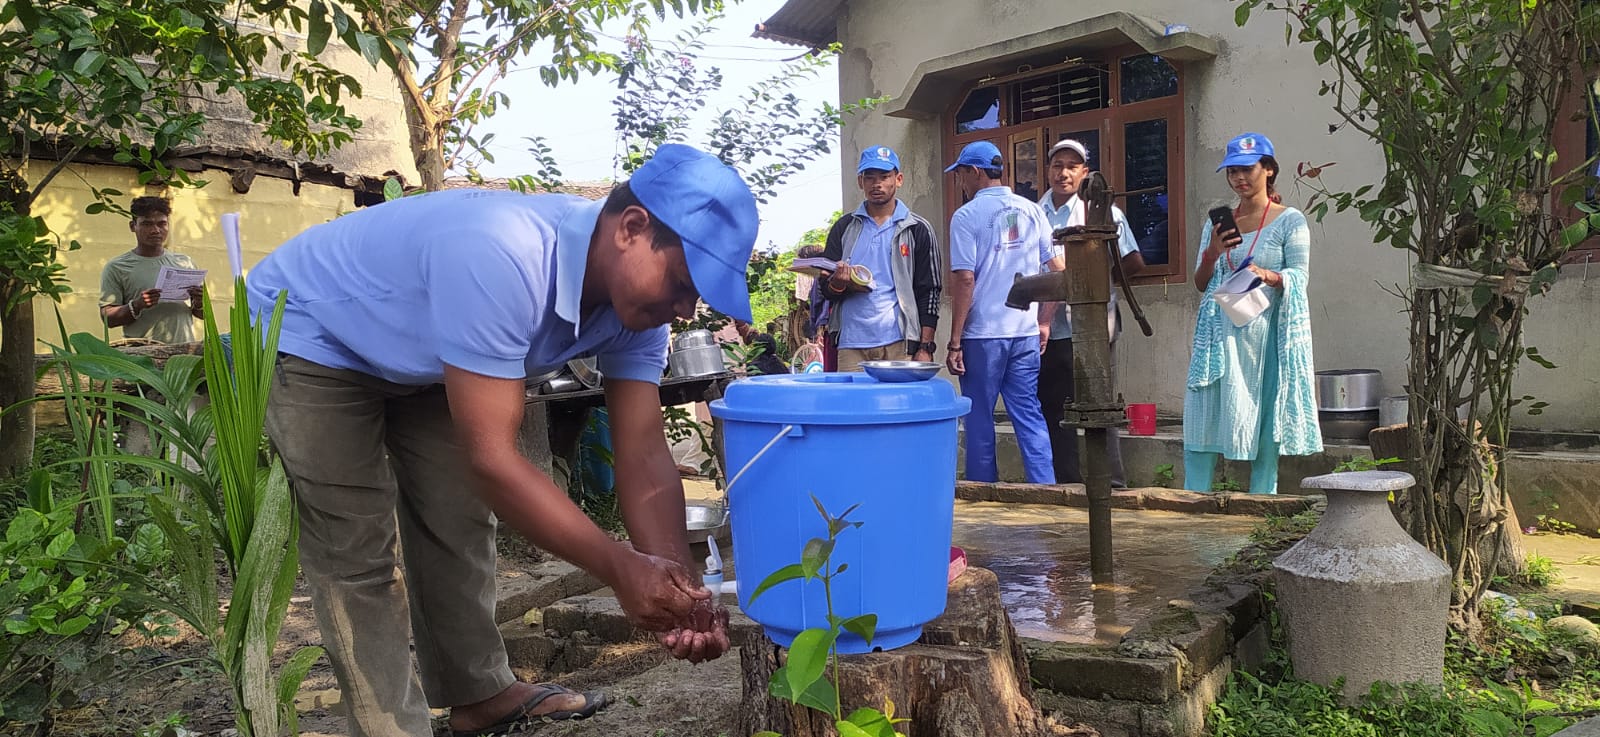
top-left (1126, 403), bottom-right (1157, 436)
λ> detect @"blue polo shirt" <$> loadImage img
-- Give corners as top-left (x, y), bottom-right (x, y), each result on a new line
top-left (949, 186), bottom-right (1054, 339)
top-left (1038, 192), bottom-right (1140, 341)
top-left (837, 200), bottom-right (908, 349)
top-left (246, 190), bottom-right (668, 386)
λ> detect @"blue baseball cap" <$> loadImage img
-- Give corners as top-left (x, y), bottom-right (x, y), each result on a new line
top-left (1217, 132), bottom-right (1275, 171)
top-left (944, 140), bottom-right (1004, 173)
top-left (857, 145), bottom-right (900, 174)
top-left (629, 144), bottom-right (760, 322)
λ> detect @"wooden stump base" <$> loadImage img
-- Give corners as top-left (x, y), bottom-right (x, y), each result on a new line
top-left (739, 567), bottom-right (1044, 737)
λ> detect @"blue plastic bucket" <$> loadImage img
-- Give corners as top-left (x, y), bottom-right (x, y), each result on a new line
top-left (710, 373), bottom-right (971, 653)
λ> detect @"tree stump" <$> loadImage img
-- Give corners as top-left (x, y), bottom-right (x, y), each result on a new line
top-left (739, 567), bottom-right (1044, 737)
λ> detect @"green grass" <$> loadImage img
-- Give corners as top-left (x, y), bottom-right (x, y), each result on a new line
top-left (1208, 599), bottom-right (1600, 737)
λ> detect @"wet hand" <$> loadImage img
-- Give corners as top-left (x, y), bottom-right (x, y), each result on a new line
top-left (656, 599), bottom-right (731, 663)
top-left (913, 349), bottom-right (932, 363)
top-left (613, 551), bottom-right (708, 632)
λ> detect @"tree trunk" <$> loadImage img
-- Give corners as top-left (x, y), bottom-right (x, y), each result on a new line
top-left (404, 96), bottom-right (447, 191)
top-left (740, 568), bottom-right (1044, 737)
top-left (0, 285), bottom-right (38, 476)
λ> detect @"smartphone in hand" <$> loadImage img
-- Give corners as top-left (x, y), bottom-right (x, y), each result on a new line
top-left (1208, 205), bottom-right (1241, 238)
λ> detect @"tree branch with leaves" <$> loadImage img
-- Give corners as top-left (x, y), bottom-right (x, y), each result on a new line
top-left (1235, 0), bottom-right (1599, 634)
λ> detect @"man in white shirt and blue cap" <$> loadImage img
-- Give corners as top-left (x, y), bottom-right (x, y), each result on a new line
top-left (249, 144), bottom-right (755, 737)
top-left (944, 140), bottom-right (1057, 484)
top-left (1035, 138), bottom-right (1145, 487)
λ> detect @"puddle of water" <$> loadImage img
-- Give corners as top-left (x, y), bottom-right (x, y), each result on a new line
top-left (952, 500), bottom-right (1258, 644)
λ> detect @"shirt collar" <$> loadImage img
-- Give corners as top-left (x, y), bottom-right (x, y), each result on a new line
top-left (976, 185), bottom-right (1011, 198)
top-left (1038, 192), bottom-right (1081, 217)
top-left (554, 199), bottom-right (604, 336)
top-left (852, 199), bottom-right (910, 225)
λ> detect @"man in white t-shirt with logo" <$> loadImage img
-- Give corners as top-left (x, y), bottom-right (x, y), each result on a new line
top-left (944, 141), bottom-right (1056, 484)
top-left (1036, 138), bottom-right (1145, 487)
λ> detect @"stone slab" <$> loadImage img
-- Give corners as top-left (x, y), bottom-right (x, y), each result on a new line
top-left (955, 480), bottom-right (1086, 505)
top-left (493, 560), bottom-right (604, 624)
top-left (1141, 489), bottom-right (1223, 514)
top-left (1027, 642), bottom-right (1180, 703)
top-left (498, 619), bottom-right (560, 671)
top-left (1218, 493), bottom-right (1317, 516)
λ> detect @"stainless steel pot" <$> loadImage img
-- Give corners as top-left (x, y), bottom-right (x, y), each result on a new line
top-left (669, 344), bottom-right (725, 378)
top-left (1318, 409), bottom-right (1380, 441)
top-left (1316, 369), bottom-right (1383, 412)
top-left (1379, 395), bottom-right (1409, 427)
top-left (672, 329), bottom-right (718, 350)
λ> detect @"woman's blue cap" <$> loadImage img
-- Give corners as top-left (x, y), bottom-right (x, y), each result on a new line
top-left (1217, 133), bottom-right (1275, 171)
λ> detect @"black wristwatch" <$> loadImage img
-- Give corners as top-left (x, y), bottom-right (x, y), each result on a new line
top-left (918, 340), bottom-right (938, 356)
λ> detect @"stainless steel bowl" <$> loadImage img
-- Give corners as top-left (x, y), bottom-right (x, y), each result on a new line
top-left (685, 503), bottom-right (730, 546)
top-left (860, 360), bottom-right (941, 383)
top-left (567, 357), bottom-right (603, 389)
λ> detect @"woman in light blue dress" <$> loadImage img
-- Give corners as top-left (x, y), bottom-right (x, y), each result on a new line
top-left (1183, 133), bottom-right (1322, 494)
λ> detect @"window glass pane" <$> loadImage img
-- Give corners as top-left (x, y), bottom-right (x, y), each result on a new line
top-left (1054, 129), bottom-right (1101, 173)
top-left (1013, 136), bottom-right (1040, 202)
top-left (1120, 54), bottom-right (1178, 104)
top-left (956, 87), bottom-right (1001, 134)
top-left (1124, 118), bottom-right (1170, 266)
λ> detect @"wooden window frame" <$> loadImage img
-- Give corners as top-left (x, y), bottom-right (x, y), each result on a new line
top-left (943, 46), bottom-right (1188, 284)
top-left (1554, 62), bottom-right (1599, 263)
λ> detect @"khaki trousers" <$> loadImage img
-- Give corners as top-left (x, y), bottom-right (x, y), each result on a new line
top-left (836, 342), bottom-right (908, 372)
top-left (265, 356), bottom-right (511, 737)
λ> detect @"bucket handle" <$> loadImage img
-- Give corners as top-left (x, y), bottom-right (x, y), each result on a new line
top-left (725, 424), bottom-right (797, 495)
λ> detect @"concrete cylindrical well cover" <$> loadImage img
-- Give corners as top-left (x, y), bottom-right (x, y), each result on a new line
top-left (1274, 471), bottom-right (1451, 699)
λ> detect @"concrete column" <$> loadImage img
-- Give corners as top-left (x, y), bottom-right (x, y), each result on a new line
top-left (1274, 470), bottom-right (1450, 699)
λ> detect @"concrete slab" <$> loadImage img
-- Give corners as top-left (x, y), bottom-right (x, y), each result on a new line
top-left (493, 560), bottom-right (604, 624)
top-left (968, 423), bottom-right (1600, 532)
top-left (1523, 532), bottom-right (1600, 611)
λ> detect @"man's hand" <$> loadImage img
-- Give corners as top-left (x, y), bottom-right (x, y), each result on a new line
top-left (611, 549), bottom-right (709, 632)
top-left (135, 288), bottom-right (161, 311)
top-left (945, 347), bottom-right (965, 376)
top-left (827, 261), bottom-right (854, 292)
top-left (913, 349), bottom-right (933, 363)
top-left (187, 286), bottom-right (206, 317)
top-left (656, 599), bottom-right (732, 663)
top-left (1039, 323), bottom-right (1051, 352)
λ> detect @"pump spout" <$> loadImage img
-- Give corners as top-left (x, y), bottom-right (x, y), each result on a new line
top-left (1005, 270), bottom-right (1070, 311)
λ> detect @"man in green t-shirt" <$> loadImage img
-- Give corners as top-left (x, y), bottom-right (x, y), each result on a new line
top-left (99, 196), bottom-right (205, 344)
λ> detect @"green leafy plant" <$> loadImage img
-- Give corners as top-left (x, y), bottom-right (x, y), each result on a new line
top-left (663, 405), bottom-right (723, 488)
top-left (18, 280), bottom-right (322, 736)
top-left (1491, 549), bottom-right (1568, 588)
top-left (1213, 476), bottom-right (1243, 493)
top-left (1463, 681), bottom-right (1569, 737)
top-left (1233, 0), bottom-right (1600, 633)
top-left (0, 478), bottom-right (135, 729)
top-left (747, 497), bottom-right (908, 737)
top-left (1152, 463), bottom-right (1175, 488)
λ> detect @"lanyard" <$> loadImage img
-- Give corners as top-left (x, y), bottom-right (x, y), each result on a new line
top-left (1226, 205), bottom-right (1272, 272)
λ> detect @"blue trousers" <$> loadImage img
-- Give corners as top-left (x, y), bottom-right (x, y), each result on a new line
top-left (960, 337), bottom-right (1056, 484)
